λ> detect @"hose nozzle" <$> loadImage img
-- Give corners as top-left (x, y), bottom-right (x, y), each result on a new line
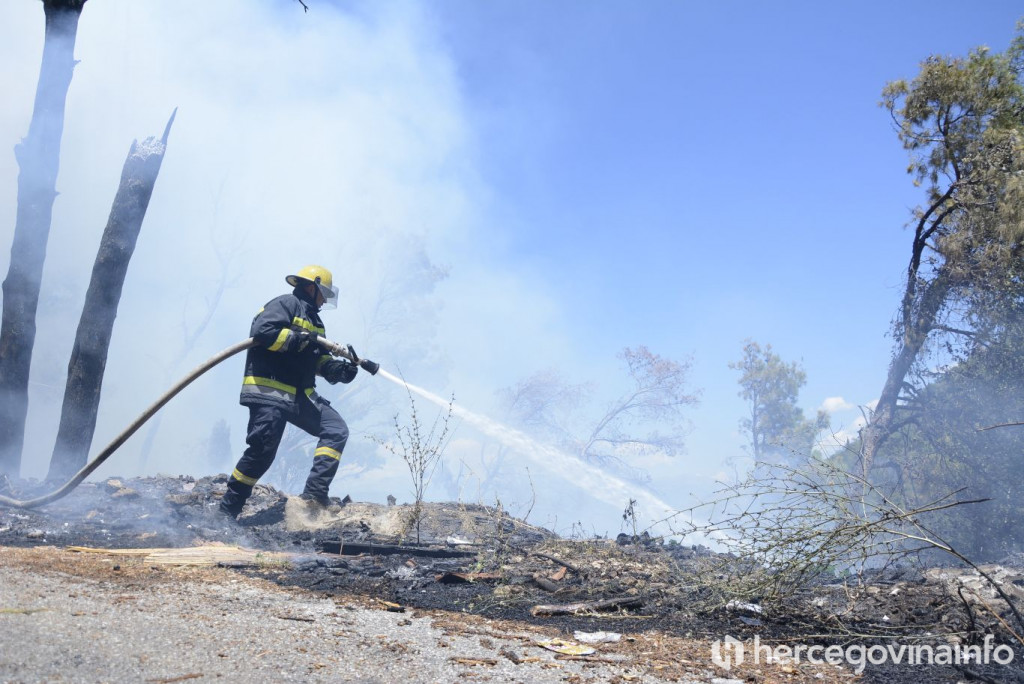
top-left (315, 335), bottom-right (379, 375)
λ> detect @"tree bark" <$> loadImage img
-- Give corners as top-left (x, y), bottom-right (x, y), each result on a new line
top-left (0, 0), bottom-right (87, 477)
top-left (46, 111), bottom-right (176, 483)
top-left (860, 270), bottom-right (952, 478)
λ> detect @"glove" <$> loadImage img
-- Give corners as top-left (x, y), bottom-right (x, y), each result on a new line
top-left (323, 359), bottom-right (358, 384)
top-left (292, 330), bottom-right (313, 352)
top-left (346, 344), bottom-right (360, 364)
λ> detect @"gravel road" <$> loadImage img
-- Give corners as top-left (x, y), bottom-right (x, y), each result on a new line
top-left (0, 546), bottom-right (723, 684)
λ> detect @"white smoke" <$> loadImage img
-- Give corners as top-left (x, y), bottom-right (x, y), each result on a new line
top-left (0, 0), bottom-right (673, 535)
top-left (0, 1), bottom-right (476, 477)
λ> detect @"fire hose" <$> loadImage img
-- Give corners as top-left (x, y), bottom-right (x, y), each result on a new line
top-left (0, 335), bottom-right (377, 509)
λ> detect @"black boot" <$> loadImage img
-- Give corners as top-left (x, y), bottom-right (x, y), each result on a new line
top-left (299, 492), bottom-right (343, 515)
top-left (219, 491), bottom-right (246, 519)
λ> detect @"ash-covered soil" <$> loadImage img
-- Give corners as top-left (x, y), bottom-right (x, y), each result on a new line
top-left (2, 473), bottom-right (1023, 683)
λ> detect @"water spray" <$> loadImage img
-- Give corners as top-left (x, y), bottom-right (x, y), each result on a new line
top-left (372, 368), bottom-right (681, 538)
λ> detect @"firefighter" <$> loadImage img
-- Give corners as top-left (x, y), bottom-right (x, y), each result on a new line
top-left (220, 265), bottom-right (371, 518)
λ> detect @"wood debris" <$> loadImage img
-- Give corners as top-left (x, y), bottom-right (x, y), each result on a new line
top-left (66, 545), bottom-right (294, 567)
top-left (450, 657), bottom-right (497, 666)
top-left (530, 596), bottom-right (643, 617)
top-left (535, 638), bottom-right (596, 656)
top-left (532, 573), bottom-right (559, 593)
top-left (530, 551), bottom-right (581, 575)
top-left (434, 571), bottom-right (502, 584)
top-left (374, 599), bottom-right (405, 613)
top-left (144, 675), bottom-right (202, 684)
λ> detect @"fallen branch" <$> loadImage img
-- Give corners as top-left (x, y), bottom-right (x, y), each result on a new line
top-left (530, 596), bottom-right (643, 617)
top-left (668, 459), bottom-right (1009, 621)
top-left (532, 573), bottom-right (559, 593)
top-left (957, 586), bottom-right (978, 638)
top-left (450, 657), bottom-right (497, 666)
top-left (374, 599), bottom-right (405, 613)
top-left (977, 421), bottom-right (1024, 432)
top-left (530, 552), bottom-right (582, 575)
top-left (554, 654), bottom-right (629, 664)
top-left (320, 540), bottom-right (474, 559)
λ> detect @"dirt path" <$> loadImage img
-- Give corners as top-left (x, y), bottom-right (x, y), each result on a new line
top-left (0, 546), bottom-right (845, 684)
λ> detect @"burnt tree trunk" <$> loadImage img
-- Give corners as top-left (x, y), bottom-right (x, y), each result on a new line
top-left (0, 0), bottom-right (87, 477)
top-left (859, 269), bottom-right (952, 480)
top-left (46, 111), bottom-right (176, 483)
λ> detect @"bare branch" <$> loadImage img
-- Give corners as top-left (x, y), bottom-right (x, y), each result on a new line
top-left (976, 421), bottom-right (1024, 432)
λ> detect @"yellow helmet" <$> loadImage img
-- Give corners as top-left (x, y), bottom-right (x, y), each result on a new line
top-left (286, 265), bottom-right (338, 309)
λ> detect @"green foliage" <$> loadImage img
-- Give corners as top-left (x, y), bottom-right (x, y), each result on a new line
top-left (881, 26), bottom-right (1024, 342)
top-left (856, 24), bottom-right (1024, 561)
top-left (861, 22), bottom-right (1024, 479)
top-left (729, 340), bottom-right (827, 464)
top-left (892, 329), bottom-right (1024, 561)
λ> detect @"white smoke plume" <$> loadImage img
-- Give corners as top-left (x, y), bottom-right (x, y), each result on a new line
top-left (0, 1), bottom-right (677, 535)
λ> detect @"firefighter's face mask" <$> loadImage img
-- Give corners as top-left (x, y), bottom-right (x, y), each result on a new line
top-left (315, 279), bottom-right (338, 310)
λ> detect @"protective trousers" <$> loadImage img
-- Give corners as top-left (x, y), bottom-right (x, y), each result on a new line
top-left (220, 395), bottom-right (349, 516)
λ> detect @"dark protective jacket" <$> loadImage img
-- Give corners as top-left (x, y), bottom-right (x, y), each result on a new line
top-left (239, 287), bottom-right (357, 414)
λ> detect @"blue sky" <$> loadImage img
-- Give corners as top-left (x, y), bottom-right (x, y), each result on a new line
top-left (417, 1), bottom-right (1024, 465)
top-left (1, 1), bottom-right (1022, 533)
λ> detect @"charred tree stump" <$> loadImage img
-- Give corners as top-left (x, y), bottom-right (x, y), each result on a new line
top-left (0, 0), bottom-right (87, 477)
top-left (46, 111), bottom-right (176, 483)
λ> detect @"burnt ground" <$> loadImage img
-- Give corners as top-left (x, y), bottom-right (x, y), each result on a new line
top-left (2, 474), bottom-right (1024, 683)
